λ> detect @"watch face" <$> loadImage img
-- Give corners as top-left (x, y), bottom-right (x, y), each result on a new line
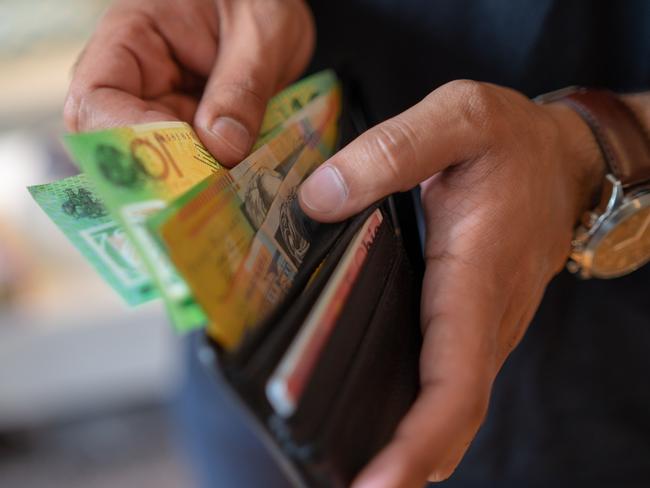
top-left (591, 204), bottom-right (650, 278)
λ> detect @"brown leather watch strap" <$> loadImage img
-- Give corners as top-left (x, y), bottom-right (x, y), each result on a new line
top-left (559, 89), bottom-right (650, 187)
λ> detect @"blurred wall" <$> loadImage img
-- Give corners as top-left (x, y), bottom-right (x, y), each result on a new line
top-left (0, 0), bottom-right (182, 433)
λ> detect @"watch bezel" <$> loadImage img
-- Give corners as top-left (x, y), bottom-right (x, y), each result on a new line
top-left (575, 186), bottom-right (650, 278)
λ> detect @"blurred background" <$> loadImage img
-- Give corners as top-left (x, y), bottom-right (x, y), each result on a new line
top-left (0, 1), bottom-right (193, 486)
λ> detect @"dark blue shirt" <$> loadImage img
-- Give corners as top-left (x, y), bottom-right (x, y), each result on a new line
top-left (307, 0), bottom-right (650, 485)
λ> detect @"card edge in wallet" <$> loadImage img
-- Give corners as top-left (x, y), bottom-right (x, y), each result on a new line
top-left (206, 197), bottom-right (420, 488)
top-left (271, 212), bottom-right (396, 430)
top-left (291, 234), bottom-right (420, 484)
top-left (266, 210), bottom-right (395, 421)
top-left (222, 203), bottom-right (383, 385)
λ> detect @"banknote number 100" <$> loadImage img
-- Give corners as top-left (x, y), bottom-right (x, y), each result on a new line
top-left (130, 132), bottom-right (184, 181)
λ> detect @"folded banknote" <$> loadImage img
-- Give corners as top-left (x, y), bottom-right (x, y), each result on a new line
top-left (157, 85), bottom-right (341, 348)
top-left (29, 70), bottom-right (341, 341)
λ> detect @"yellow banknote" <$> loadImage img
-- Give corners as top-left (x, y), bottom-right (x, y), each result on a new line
top-left (161, 85), bottom-right (341, 348)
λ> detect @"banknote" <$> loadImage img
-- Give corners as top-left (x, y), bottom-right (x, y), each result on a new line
top-left (28, 71), bottom-right (334, 318)
top-left (254, 69), bottom-right (337, 148)
top-left (28, 174), bottom-right (155, 305)
top-left (144, 69), bottom-right (338, 244)
top-left (64, 121), bottom-right (222, 331)
top-left (219, 88), bottom-right (343, 340)
top-left (157, 122), bottom-right (310, 345)
top-left (30, 70), bottom-right (339, 334)
top-left (159, 84), bottom-right (342, 348)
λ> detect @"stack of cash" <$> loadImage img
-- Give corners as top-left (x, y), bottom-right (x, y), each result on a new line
top-left (29, 71), bottom-right (341, 351)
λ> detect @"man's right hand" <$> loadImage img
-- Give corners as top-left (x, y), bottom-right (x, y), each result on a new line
top-left (64, 0), bottom-right (315, 166)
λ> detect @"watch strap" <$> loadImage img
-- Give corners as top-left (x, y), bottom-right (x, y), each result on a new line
top-left (558, 89), bottom-right (650, 187)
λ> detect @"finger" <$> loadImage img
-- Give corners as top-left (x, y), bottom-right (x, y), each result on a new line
top-left (65, 3), bottom-right (219, 131)
top-left (64, 87), bottom-right (197, 131)
top-left (298, 80), bottom-right (498, 222)
top-left (352, 258), bottom-right (505, 488)
top-left (194, 0), bottom-right (314, 166)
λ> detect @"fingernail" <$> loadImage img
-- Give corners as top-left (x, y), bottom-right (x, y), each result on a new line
top-left (210, 116), bottom-right (251, 158)
top-left (428, 470), bottom-right (449, 483)
top-left (300, 164), bottom-right (348, 214)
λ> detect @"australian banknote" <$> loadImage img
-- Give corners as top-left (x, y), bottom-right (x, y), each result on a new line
top-left (28, 174), bottom-right (155, 305)
top-left (30, 70), bottom-right (340, 335)
top-left (158, 83), bottom-right (342, 348)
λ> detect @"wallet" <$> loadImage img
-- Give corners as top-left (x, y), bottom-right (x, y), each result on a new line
top-left (196, 81), bottom-right (424, 487)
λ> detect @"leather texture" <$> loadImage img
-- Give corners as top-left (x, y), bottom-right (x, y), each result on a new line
top-left (560, 89), bottom-right (650, 187)
top-left (215, 200), bottom-right (422, 488)
top-left (281, 208), bottom-right (421, 486)
top-left (207, 80), bottom-right (423, 487)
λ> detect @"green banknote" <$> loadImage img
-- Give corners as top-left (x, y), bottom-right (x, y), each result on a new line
top-left (254, 70), bottom-right (338, 147)
top-left (64, 121), bottom-right (221, 332)
top-left (30, 70), bottom-right (338, 333)
top-left (28, 174), bottom-right (156, 305)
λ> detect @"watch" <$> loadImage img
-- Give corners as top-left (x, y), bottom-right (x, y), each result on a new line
top-left (536, 87), bottom-right (650, 279)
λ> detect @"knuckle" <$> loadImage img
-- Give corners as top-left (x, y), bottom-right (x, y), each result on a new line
top-left (368, 118), bottom-right (419, 189)
top-left (242, 0), bottom-right (314, 79)
top-left (112, 14), bottom-right (151, 46)
top-left (242, 0), bottom-right (295, 42)
top-left (438, 79), bottom-right (502, 136)
top-left (249, 0), bottom-right (289, 19)
top-left (221, 78), bottom-right (266, 109)
top-left (198, 77), bottom-right (266, 126)
top-left (247, 0), bottom-right (305, 27)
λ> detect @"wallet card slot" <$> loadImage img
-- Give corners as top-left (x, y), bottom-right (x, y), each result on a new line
top-left (222, 203), bottom-right (385, 397)
top-left (281, 217), bottom-right (396, 441)
top-left (275, 232), bottom-right (421, 485)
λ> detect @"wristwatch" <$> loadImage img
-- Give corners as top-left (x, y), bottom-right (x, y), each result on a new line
top-left (536, 87), bottom-right (650, 279)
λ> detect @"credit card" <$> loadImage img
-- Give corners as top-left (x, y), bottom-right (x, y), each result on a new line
top-left (266, 209), bottom-right (384, 417)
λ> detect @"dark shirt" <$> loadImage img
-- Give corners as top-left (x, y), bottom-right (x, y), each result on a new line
top-left (306, 0), bottom-right (650, 485)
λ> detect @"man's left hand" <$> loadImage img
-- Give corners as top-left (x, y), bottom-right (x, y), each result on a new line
top-left (298, 80), bottom-right (603, 487)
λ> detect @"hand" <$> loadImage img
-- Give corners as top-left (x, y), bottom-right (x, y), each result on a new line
top-left (299, 80), bottom-right (604, 486)
top-left (64, 0), bottom-right (314, 166)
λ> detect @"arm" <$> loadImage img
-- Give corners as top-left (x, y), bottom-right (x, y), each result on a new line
top-left (298, 81), bottom-right (650, 487)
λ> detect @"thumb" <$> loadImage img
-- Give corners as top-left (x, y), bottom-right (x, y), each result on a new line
top-left (299, 81), bottom-right (490, 222)
top-left (194, 1), bottom-right (314, 167)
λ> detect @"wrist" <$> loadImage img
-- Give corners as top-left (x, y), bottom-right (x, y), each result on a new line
top-left (544, 101), bottom-right (606, 224)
